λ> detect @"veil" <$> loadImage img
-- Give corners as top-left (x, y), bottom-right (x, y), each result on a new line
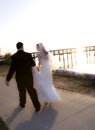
top-left (37, 43), bottom-right (58, 70)
top-left (48, 52), bottom-right (58, 70)
top-left (37, 43), bottom-right (48, 59)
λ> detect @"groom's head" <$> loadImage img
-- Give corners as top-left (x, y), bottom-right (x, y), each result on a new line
top-left (16, 42), bottom-right (24, 50)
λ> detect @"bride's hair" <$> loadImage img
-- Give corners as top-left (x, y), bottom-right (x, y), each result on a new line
top-left (36, 43), bottom-right (57, 70)
top-left (36, 43), bottom-right (48, 55)
top-left (36, 43), bottom-right (49, 60)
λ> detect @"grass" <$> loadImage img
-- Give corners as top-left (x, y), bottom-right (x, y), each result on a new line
top-left (53, 75), bottom-right (95, 97)
top-left (0, 65), bottom-right (9, 77)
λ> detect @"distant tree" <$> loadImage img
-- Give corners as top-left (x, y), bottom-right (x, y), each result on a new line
top-left (4, 52), bottom-right (11, 65)
top-left (5, 52), bottom-right (11, 59)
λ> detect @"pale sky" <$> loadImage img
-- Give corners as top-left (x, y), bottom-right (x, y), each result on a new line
top-left (0, 0), bottom-right (95, 54)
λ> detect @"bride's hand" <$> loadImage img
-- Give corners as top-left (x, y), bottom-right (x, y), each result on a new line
top-left (37, 61), bottom-right (41, 71)
top-left (37, 66), bottom-right (39, 71)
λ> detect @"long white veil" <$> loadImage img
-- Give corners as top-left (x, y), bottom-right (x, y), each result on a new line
top-left (37, 43), bottom-right (58, 70)
top-left (48, 52), bottom-right (58, 70)
top-left (37, 43), bottom-right (48, 59)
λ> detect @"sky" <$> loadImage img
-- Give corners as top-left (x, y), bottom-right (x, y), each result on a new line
top-left (0, 0), bottom-right (95, 55)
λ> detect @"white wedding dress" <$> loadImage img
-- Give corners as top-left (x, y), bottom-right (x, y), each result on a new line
top-left (32, 56), bottom-right (61, 102)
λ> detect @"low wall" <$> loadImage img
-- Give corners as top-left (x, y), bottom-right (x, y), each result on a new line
top-left (55, 69), bottom-right (95, 83)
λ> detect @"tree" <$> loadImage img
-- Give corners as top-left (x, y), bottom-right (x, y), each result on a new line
top-left (4, 52), bottom-right (11, 65)
top-left (5, 52), bottom-right (11, 59)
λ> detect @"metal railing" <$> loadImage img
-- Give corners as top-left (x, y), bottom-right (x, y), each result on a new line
top-left (31, 45), bottom-right (95, 70)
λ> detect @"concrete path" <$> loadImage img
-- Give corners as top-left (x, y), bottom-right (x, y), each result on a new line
top-left (0, 76), bottom-right (95, 130)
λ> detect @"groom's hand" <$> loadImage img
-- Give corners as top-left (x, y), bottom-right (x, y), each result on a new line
top-left (6, 81), bottom-right (9, 86)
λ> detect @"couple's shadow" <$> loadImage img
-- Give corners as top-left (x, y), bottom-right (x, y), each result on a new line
top-left (5, 106), bottom-right (22, 126)
top-left (14, 105), bottom-right (58, 130)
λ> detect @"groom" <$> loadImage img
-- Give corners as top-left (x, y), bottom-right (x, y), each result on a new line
top-left (6, 42), bottom-right (41, 112)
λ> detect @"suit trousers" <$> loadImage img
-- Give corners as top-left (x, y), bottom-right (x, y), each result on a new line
top-left (16, 78), bottom-right (40, 109)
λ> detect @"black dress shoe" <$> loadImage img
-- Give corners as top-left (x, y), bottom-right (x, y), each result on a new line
top-left (35, 107), bottom-right (40, 112)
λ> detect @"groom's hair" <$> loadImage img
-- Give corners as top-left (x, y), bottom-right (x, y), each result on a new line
top-left (16, 42), bottom-right (23, 49)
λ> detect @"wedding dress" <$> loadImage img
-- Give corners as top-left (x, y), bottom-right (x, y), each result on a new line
top-left (32, 49), bottom-right (61, 102)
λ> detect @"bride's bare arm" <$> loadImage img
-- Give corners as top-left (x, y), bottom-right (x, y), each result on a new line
top-left (37, 54), bottom-right (41, 71)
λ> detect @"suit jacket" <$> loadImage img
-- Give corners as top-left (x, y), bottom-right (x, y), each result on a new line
top-left (6, 50), bottom-right (36, 81)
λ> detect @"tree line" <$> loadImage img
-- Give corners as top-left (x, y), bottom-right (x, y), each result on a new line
top-left (0, 51), bottom-right (11, 65)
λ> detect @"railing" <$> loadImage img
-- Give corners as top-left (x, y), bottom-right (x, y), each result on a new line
top-left (0, 45), bottom-right (95, 69)
top-left (31, 45), bottom-right (95, 70)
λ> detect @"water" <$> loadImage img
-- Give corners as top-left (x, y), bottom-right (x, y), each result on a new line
top-left (72, 64), bottom-right (95, 74)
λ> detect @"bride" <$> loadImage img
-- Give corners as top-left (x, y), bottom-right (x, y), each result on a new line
top-left (32, 43), bottom-right (61, 103)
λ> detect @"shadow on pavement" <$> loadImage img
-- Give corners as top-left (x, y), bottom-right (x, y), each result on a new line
top-left (14, 106), bottom-right (58, 130)
top-left (5, 106), bottom-right (22, 126)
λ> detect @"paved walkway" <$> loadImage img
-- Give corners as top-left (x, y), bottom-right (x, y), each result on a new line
top-left (0, 76), bottom-right (95, 130)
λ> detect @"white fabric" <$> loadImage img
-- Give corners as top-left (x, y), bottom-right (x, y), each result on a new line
top-left (32, 58), bottom-right (61, 102)
top-left (36, 43), bottom-right (58, 70)
top-left (48, 52), bottom-right (58, 70)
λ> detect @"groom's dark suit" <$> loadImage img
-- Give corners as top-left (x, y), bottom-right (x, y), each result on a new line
top-left (6, 50), bottom-right (40, 110)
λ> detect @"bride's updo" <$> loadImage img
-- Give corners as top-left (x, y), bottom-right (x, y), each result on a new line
top-left (36, 43), bottom-right (48, 55)
top-left (36, 43), bottom-right (49, 60)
